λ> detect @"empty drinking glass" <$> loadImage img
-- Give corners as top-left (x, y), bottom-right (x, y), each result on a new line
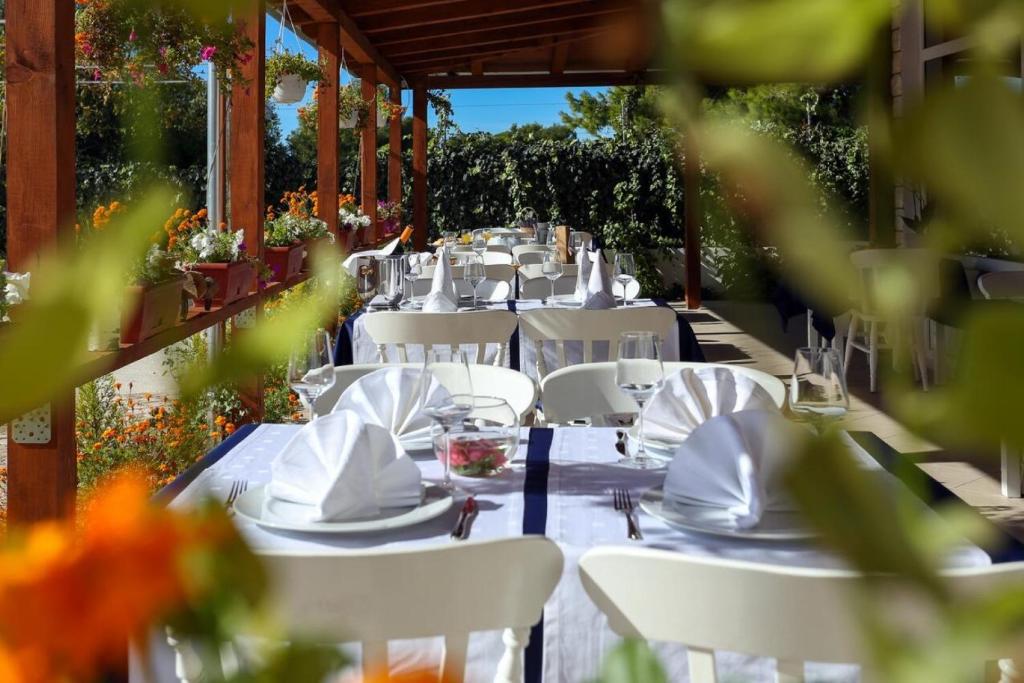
top-left (614, 253), bottom-right (637, 305)
top-left (790, 347), bottom-right (849, 430)
top-left (420, 349), bottom-right (474, 490)
top-left (542, 251), bottom-right (564, 302)
top-left (472, 234), bottom-right (487, 259)
top-left (616, 331), bottom-right (664, 469)
top-left (464, 258), bottom-right (486, 309)
top-left (287, 329), bottom-right (336, 422)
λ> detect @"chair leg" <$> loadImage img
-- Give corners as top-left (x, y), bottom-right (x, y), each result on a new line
top-left (868, 321), bottom-right (879, 393)
top-left (914, 323), bottom-right (929, 392)
top-left (495, 627), bottom-right (529, 683)
top-left (844, 314), bottom-right (859, 380)
top-left (688, 647), bottom-right (717, 683)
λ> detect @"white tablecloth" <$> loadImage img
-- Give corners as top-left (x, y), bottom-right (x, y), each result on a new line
top-left (135, 425), bottom-right (989, 683)
top-left (348, 299), bottom-right (683, 382)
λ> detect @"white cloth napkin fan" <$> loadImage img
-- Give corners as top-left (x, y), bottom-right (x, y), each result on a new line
top-left (267, 410), bottom-right (422, 523)
top-left (422, 246), bottom-right (459, 312)
top-left (643, 366), bottom-right (779, 446)
top-left (582, 249), bottom-right (616, 310)
top-left (331, 367), bottom-right (452, 448)
top-left (663, 410), bottom-right (807, 529)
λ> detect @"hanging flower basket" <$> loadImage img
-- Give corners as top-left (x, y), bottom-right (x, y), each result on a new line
top-left (340, 110), bottom-right (359, 129)
top-left (120, 276), bottom-right (185, 344)
top-left (272, 73), bottom-right (308, 104)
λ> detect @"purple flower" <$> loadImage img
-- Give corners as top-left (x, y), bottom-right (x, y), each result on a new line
top-left (200, 45), bottom-right (217, 61)
top-left (237, 242), bottom-right (247, 253)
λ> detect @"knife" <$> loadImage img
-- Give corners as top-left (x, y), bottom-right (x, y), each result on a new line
top-left (451, 496), bottom-right (477, 540)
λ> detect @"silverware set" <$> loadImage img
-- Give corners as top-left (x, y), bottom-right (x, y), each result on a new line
top-left (613, 488), bottom-right (643, 540)
top-left (225, 480), bottom-right (248, 512)
top-left (451, 496), bottom-right (479, 540)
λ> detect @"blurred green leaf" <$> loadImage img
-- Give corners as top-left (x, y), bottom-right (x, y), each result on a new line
top-left (593, 640), bottom-right (668, 683)
top-left (663, 0), bottom-right (890, 83)
top-left (0, 188), bottom-right (173, 424)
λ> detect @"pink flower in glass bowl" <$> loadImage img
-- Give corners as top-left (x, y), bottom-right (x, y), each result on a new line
top-left (445, 437), bottom-right (508, 477)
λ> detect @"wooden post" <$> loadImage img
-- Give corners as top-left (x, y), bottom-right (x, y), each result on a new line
top-left (867, 24), bottom-right (896, 247)
top-left (360, 68), bottom-right (379, 240)
top-left (388, 84), bottom-right (403, 209)
top-left (316, 23), bottom-right (340, 239)
top-left (683, 132), bottom-right (702, 310)
top-left (5, 0), bottom-right (78, 523)
top-left (229, 2), bottom-right (266, 421)
top-left (412, 80), bottom-right (428, 250)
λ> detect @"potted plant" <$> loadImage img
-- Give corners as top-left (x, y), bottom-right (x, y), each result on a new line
top-left (263, 214), bottom-right (305, 282)
top-left (168, 208), bottom-right (260, 307)
top-left (274, 188), bottom-right (334, 268)
top-left (339, 82), bottom-right (369, 129)
top-left (121, 244), bottom-right (185, 344)
top-left (265, 50), bottom-right (324, 104)
top-left (339, 194), bottom-right (372, 248)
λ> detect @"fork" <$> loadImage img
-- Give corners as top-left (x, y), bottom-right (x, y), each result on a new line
top-left (613, 488), bottom-right (643, 540)
top-left (225, 480), bottom-right (247, 512)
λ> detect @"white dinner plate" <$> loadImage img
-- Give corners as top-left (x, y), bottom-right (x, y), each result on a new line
top-left (639, 486), bottom-right (815, 541)
top-left (233, 483), bottom-right (453, 534)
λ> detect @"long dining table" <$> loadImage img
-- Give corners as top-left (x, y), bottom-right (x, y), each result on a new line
top-left (133, 424), bottom-right (1020, 683)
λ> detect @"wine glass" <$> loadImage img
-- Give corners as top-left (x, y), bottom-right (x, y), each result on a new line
top-left (616, 332), bottom-right (664, 469)
top-left (542, 251), bottom-right (564, 303)
top-left (420, 349), bottom-right (474, 491)
top-left (287, 329), bottom-right (336, 422)
top-left (571, 232), bottom-right (585, 254)
top-left (471, 234), bottom-right (487, 259)
top-left (614, 253), bottom-right (637, 305)
top-left (790, 347), bottom-right (849, 431)
top-left (463, 257), bottom-right (486, 309)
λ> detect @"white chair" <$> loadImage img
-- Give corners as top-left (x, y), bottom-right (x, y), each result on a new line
top-left (612, 278), bottom-right (642, 300)
top-left (539, 361), bottom-right (785, 425)
top-left (520, 274), bottom-right (577, 299)
top-left (313, 362), bottom-right (539, 423)
top-left (845, 249), bottom-right (935, 392)
top-left (518, 307), bottom-right (675, 379)
top-left (412, 278), bottom-right (512, 301)
top-left (579, 547), bottom-right (1024, 683)
top-left (978, 271), bottom-right (1024, 300)
top-left (512, 245), bottom-right (553, 266)
top-left (362, 310), bottom-right (519, 365)
top-left (171, 538), bottom-right (563, 683)
top-left (420, 263), bottom-right (515, 283)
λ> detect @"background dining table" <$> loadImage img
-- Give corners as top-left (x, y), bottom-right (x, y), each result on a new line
top-left (133, 424), bottom-right (1015, 683)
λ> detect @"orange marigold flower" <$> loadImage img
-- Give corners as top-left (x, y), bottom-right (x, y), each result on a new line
top-left (224, 423), bottom-right (236, 435)
top-left (214, 416), bottom-right (227, 426)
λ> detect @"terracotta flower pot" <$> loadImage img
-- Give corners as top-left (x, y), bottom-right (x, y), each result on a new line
top-left (191, 261), bottom-right (255, 307)
top-left (265, 243), bottom-right (305, 282)
top-left (121, 276), bottom-right (185, 345)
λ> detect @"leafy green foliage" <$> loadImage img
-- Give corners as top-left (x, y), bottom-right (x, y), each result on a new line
top-left (593, 640), bottom-right (668, 683)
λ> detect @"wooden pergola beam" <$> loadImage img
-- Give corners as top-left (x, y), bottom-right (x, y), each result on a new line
top-left (5, 0), bottom-right (78, 523)
top-left (316, 22), bottom-right (341, 238)
top-left (372, 0), bottom-right (630, 46)
top-left (292, 0), bottom-right (401, 86)
top-left (346, 0), bottom-right (468, 18)
top-left (412, 80), bottom-right (428, 251)
top-left (425, 71), bottom-right (664, 89)
top-left (394, 30), bottom-right (605, 72)
top-left (360, 69), bottom-right (379, 238)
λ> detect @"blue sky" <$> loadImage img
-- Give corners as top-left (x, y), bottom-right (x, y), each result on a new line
top-left (267, 16), bottom-right (606, 136)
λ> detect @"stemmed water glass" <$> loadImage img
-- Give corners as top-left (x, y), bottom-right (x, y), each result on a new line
top-left (616, 332), bottom-right (664, 469)
top-left (542, 251), bottom-right (564, 303)
top-left (464, 257), bottom-right (486, 309)
top-left (287, 329), bottom-right (336, 422)
top-left (571, 232), bottom-right (585, 254)
top-left (790, 347), bottom-right (849, 431)
top-left (472, 234), bottom-right (488, 259)
top-left (420, 349), bottom-right (474, 491)
top-left (614, 253), bottom-right (636, 305)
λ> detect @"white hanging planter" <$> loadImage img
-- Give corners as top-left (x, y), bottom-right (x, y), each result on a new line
top-left (340, 110), bottom-right (359, 129)
top-left (272, 73), bottom-right (308, 104)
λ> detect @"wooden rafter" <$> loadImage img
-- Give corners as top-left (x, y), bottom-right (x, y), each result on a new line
top-left (290, 0), bottom-right (401, 86)
top-left (550, 42), bottom-right (570, 74)
top-left (393, 29), bottom-right (607, 72)
top-left (426, 70), bottom-right (662, 88)
top-left (344, 0), bottom-right (469, 18)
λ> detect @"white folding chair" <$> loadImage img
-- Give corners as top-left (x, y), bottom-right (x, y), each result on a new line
top-left (512, 245), bottom-right (553, 266)
top-left (539, 361), bottom-right (785, 425)
top-left (362, 310), bottom-right (519, 365)
top-left (517, 307), bottom-right (675, 379)
top-left (978, 271), bottom-right (1024, 300)
top-left (313, 362), bottom-right (539, 422)
top-left (171, 538), bottom-right (563, 683)
top-left (580, 547), bottom-right (1024, 683)
top-left (845, 249), bottom-right (935, 392)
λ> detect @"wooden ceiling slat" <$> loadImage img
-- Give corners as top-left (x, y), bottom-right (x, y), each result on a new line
top-left (395, 30), bottom-right (607, 72)
top-left (358, 0), bottom-right (593, 34)
top-left (371, 0), bottom-right (630, 44)
top-left (343, 0), bottom-right (472, 18)
top-left (426, 71), bottom-right (663, 88)
top-left (292, 0), bottom-right (401, 85)
top-left (381, 15), bottom-right (623, 58)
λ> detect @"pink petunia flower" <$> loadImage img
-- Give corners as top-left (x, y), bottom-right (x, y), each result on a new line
top-left (200, 46), bottom-right (217, 61)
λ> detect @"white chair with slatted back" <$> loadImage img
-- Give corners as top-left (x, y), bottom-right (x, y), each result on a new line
top-left (517, 307), bottom-right (675, 379)
top-left (312, 362), bottom-right (539, 422)
top-left (539, 361), bottom-right (784, 425)
top-left (580, 547), bottom-right (1024, 683)
top-left (170, 538), bottom-right (563, 683)
top-left (362, 310), bottom-right (519, 365)
top-left (978, 271), bottom-right (1024, 300)
top-left (513, 245), bottom-right (553, 266)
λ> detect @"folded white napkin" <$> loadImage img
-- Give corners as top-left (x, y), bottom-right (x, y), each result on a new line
top-left (422, 247), bottom-right (459, 312)
top-left (582, 250), bottom-right (616, 310)
top-left (267, 411), bottom-right (422, 522)
top-left (663, 410), bottom-right (807, 529)
top-left (331, 367), bottom-right (453, 447)
top-left (574, 249), bottom-right (593, 302)
top-left (643, 367), bottom-right (779, 446)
